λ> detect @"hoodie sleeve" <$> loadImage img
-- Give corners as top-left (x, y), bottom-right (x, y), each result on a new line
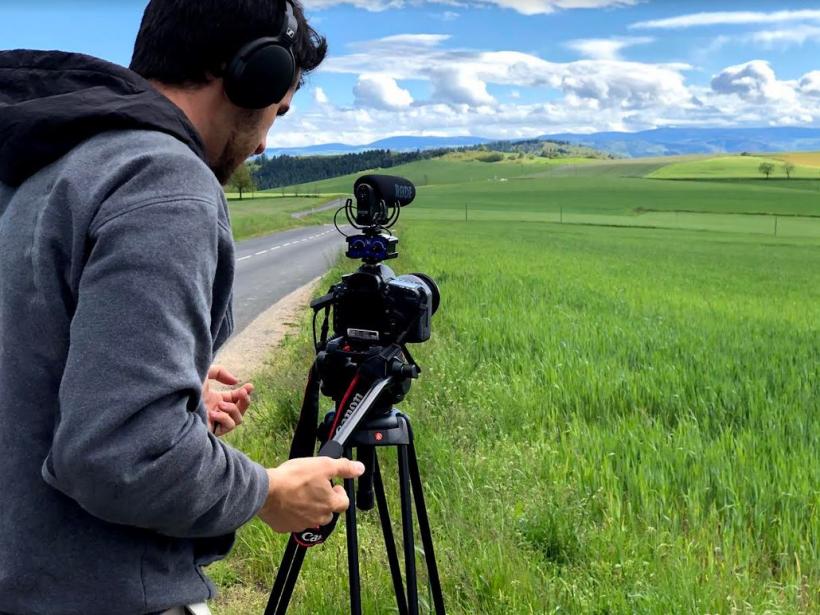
top-left (41, 191), bottom-right (269, 538)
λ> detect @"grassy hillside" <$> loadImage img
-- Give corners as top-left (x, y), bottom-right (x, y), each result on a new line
top-left (647, 154), bottom-right (819, 180)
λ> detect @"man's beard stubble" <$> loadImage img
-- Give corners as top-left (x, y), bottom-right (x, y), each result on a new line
top-left (211, 108), bottom-right (265, 185)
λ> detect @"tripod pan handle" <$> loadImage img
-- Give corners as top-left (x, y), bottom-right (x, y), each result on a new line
top-left (318, 440), bottom-right (344, 459)
top-left (292, 442), bottom-right (344, 548)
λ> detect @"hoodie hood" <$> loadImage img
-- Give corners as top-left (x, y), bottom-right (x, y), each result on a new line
top-left (0, 50), bottom-right (206, 187)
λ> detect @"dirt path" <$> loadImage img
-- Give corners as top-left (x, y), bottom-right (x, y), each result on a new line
top-left (214, 277), bottom-right (322, 380)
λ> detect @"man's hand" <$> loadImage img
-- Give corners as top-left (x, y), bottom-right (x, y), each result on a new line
top-left (202, 364), bottom-right (254, 437)
top-left (258, 457), bottom-right (366, 533)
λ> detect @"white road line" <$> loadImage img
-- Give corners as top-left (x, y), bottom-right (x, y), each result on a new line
top-left (237, 230), bottom-right (337, 263)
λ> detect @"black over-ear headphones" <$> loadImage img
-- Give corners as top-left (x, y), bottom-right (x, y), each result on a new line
top-left (223, 0), bottom-right (298, 109)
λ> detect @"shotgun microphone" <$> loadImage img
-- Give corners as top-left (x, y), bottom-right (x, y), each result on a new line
top-left (354, 175), bottom-right (416, 208)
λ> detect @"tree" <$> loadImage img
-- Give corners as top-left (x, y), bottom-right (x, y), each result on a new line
top-left (783, 161), bottom-right (796, 179)
top-left (227, 163), bottom-right (256, 199)
top-left (758, 162), bottom-right (775, 179)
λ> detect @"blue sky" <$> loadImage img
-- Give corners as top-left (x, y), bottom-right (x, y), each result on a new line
top-left (3, 1), bottom-right (820, 146)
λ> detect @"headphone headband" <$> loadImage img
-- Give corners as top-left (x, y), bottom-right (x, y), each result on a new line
top-left (282, 0), bottom-right (298, 45)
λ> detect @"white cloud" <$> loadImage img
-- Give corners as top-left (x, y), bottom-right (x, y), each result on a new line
top-left (481, 0), bottom-right (638, 16)
top-left (749, 25), bottom-right (820, 47)
top-left (374, 33), bottom-right (452, 47)
top-left (313, 87), bottom-right (329, 104)
top-left (308, 0), bottom-right (638, 16)
top-left (566, 36), bottom-right (653, 60)
top-left (324, 34), bottom-right (693, 112)
top-left (703, 62), bottom-right (817, 126)
top-left (710, 60), bottom-right (796, 105)
top-left (631, 9), bottom-right (820, 30)
top-left (560, 60), bottom-right (691, 109)
top-left (430, 68), bottom-right (496, 105)
top-left (799, 71), bottom-right (820, 98)
top-left (353, 73), bottom-right (414, 109)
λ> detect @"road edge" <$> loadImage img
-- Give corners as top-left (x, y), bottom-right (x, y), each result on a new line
top-left (214, 277), bottom-right (322, 381)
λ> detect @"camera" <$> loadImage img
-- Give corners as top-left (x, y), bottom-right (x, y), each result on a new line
top-left (330, 265), bottom-right (439, 345)
top-left (322, 174), bottom-right (440, 347)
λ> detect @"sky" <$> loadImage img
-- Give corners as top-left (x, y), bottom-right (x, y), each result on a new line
top-left (3, 1), bottom-right (820, 147)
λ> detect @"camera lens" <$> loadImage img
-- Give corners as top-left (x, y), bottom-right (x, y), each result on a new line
top-left (397, 273), bottom-right (440, 315)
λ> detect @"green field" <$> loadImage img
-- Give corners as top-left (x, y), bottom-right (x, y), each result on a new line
top-left (648, 155), bottom-right (820, 180)
top-left (226, 194), bottom-right (336, 241)
top-left (208, 155), bottom-right (819, 614)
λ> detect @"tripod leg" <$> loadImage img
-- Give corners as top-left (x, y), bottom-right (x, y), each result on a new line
top-left (344, 447), bottom-right (362, 615)
top-left (373, 454), bottom-right (409, 615)
top-left (408, 438), bottom-right (446, 615)
top-left (398, 445), bottom-right (419, 615)
top-left (265, 537), bottom-right (307, 615)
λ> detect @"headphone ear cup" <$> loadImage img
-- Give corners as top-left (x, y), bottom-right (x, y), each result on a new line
top-left (224, 42), bottom-right (296, 109)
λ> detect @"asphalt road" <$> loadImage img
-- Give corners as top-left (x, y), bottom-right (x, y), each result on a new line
top-left (232, 225), bottom-right (346, 334)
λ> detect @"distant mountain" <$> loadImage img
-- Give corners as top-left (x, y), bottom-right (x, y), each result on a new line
top-left (263, 127), bottom-right (820, 160)
top-left (264, 135), bottom-right (492, 157)
top-left (539, 127), bottom-right (820, 158)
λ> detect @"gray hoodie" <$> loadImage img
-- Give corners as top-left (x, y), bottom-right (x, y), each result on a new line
top-left (0, 51), bottom-right (269, 614)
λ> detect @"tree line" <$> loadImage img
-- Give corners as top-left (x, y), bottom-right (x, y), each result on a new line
top-left (250, 148), bottom-right (449, 190)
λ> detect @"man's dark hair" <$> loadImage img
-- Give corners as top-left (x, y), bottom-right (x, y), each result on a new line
top-left (130, 0), bottom-right (326, 89)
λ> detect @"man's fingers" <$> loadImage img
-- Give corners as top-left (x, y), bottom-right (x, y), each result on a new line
top-left (223, 385), bottom-right (252, 409)
top-left (225, 387), bottom-right (252, 412)
top-left (207, 364), bottom-right (239, 385)
top-left (330, 485), bottom-right (350, 512)
top-left (210, 411), bottom-right (236, 435)
top-left (325, 458), bottom-right (366, 480)
top-left (219, 401), bottom-right (243, 425)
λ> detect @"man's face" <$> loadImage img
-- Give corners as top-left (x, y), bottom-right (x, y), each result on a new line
top-left (212, 85), bottom-right (297, 185)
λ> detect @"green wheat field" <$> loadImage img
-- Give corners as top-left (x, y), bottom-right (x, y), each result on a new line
top-left (215, 154), bottom-right (819, 614)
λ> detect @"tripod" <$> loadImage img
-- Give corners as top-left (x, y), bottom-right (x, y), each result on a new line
top-left (264, 341), bottom-right (446, 615)
top-left (265, 407), bottom-right (445, 615)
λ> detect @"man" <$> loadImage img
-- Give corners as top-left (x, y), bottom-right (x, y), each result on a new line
top-left (0, 1), bottom-right (363, 614)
